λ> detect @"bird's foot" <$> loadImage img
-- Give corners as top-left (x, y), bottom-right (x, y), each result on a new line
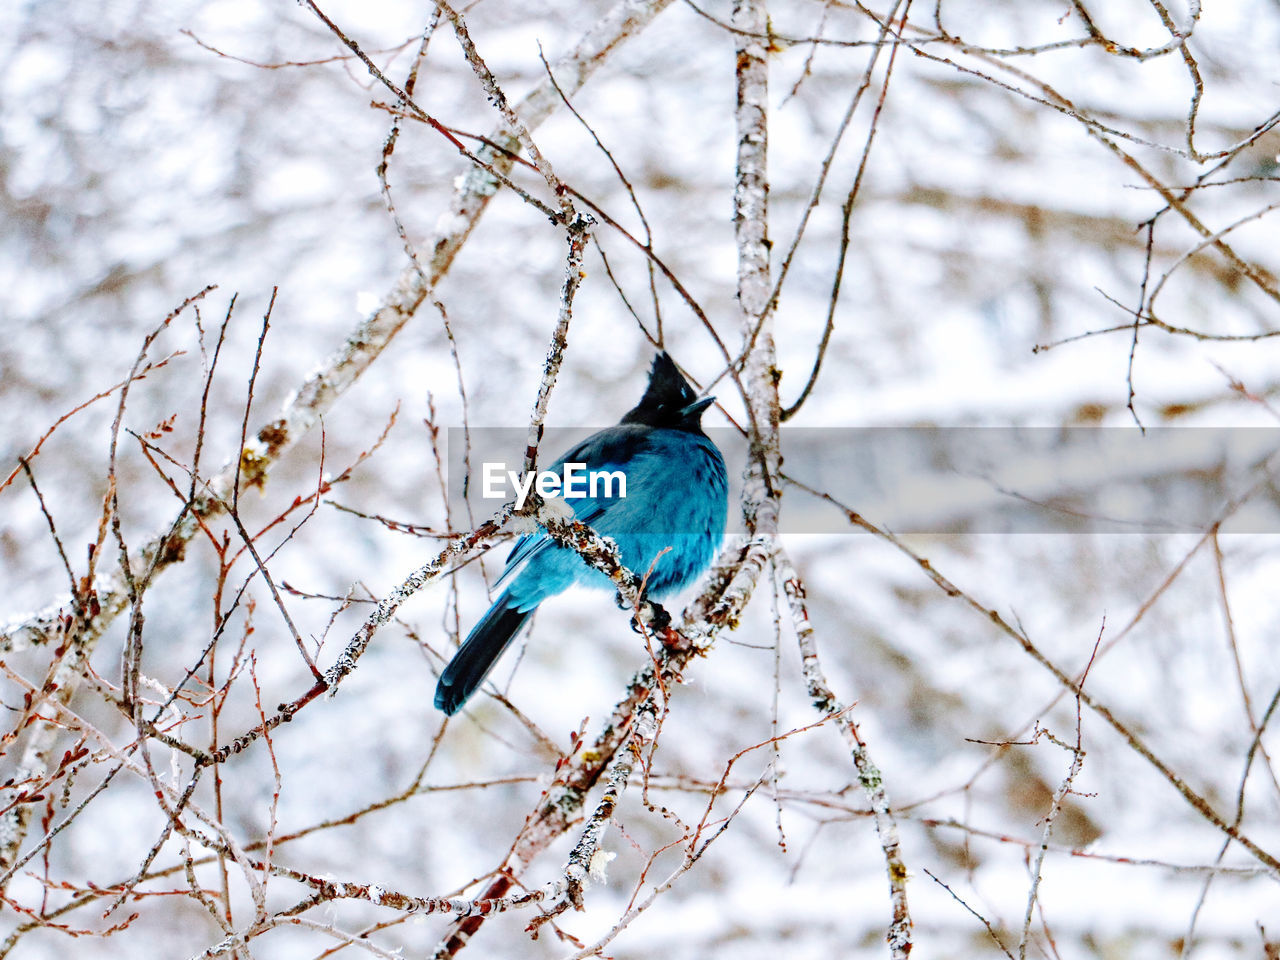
top-left (626, 598), bottom-right (671, 634)
top-left (647, 603), bottom-right (672, 632)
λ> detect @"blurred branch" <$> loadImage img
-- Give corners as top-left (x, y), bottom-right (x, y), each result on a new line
top-left (0, 337), bottom-right (195, 498)
top-left (785, 474), bottom-right (1280, 876)
top-left (780, 0), bottom-right (907, 421)
top-left (1018, 624), bottom-right (1100, 958)
top-left (900, 13), bottom-right (1280, 163)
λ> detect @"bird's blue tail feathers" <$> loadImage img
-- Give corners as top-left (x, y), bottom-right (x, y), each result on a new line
top-left (434, 591), bottom-right (533, 715)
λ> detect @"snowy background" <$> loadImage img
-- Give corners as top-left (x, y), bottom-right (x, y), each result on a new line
top-left (2, 0), bottom-right (1279, 957)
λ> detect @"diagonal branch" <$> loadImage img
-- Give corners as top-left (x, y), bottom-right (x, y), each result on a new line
top-left (0, 0), bottom-right (679, 897)
top-left (1, 0), bottom-right (677, 661)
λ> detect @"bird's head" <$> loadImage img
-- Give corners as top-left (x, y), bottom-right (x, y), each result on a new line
top-left (621, 352), bottom-right (715, 432)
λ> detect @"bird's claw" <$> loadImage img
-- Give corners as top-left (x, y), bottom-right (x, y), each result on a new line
top-left (626, 599), bottom-right (670, 634)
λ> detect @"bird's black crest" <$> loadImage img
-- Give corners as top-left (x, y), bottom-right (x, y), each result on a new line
top-left (622, 352), bottom-right (702, 429)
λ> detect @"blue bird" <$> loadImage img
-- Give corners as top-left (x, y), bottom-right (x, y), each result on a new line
top-left (434, 352), bottom-right (728, 715)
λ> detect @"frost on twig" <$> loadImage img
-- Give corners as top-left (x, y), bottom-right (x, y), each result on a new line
top-left (775, 547), bottom-right (913, 958)
top-left (428, 529), bottom-right (767, 958)
top-left (523, 213), bottom-right (595, 475)
top-left (527, 698), bottom-right (660, 931)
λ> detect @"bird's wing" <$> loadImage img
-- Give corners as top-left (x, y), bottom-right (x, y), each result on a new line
top-left (497, 500), bottom-right (608, 584)
top-left (494, 427), bottom-right (650, 586)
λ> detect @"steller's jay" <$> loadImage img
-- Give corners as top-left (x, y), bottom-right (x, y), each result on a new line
top-left (434, 352), bottom-right (728, 715)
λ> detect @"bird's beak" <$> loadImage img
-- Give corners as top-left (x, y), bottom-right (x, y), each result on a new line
top-left (680, 396), bottom-right (715, 419)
